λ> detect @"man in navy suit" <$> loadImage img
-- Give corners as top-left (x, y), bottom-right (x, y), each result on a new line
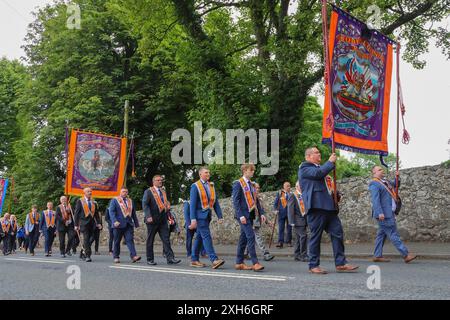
top-left (189, 167), bottom-right (225, 269)
top-left (299, 147), bottom-right (358, 274)
top-left (39, 202), bottom-right (57, 257)
top-left (232, 163), bottom-right (265, 271)
top-left (109, 188), bottom-right (141, 264)
top-left (369, 166), bottom-right (417, 263)
top-left (142, 175), bottom-right (181, 266)
top-left (273, 182), bottom-right (292, 248)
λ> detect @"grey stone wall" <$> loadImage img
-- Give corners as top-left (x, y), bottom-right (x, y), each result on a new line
top-left (100, 164), bottom-right (450, 245)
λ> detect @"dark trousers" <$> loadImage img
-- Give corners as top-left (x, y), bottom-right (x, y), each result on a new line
top-left (146, 223), bottom-right (174, 261)
top-left (28, 227), bottom-right (40, 254)
top-left (107, 224), bottom-right (114, 253)
top-left (81, 223), bottom-right (95, 258)
top-left (44, 228), bottom-right (56, 253)
top-left (294, 225), bottom-right (308, 259)
top-left (307, 210), bottom-right (347, 269)
top-left (18, 237), bottom-right (24, 249)
top-left (72, 234), bottom-right (80, 252)
top-left (59, 228), bottom-right (75, 254)
top-left (113, 225), bottom-right (137, 259)
top-left (94, 227), bottom-right (101, 252)
top-left (236, 220), bottom-right (258, 265)
top-left (23, 236), bottom-right (29, 252)
top-left (1, 234), bottom-right (10, 254)
top-left (11, 234), bottom-right (16, 251)
top-left (278, 216), bottom-right (292, 244)
top-left (186, 228), bottom-right (204, 258)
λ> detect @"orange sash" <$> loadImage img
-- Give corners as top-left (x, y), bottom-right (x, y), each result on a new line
top-left (29, 212), bottom-right (39, 225)
top-left (59, 204), bottom-right (72, 221)
top-left (80, 198), bottom-right (96, 218)
top-left (238, 178), bottom-right (256, 212)
top-left (116, 196), bottom-right (133, 218)
top-left (1, 219), bottom-right (10, 233)
top-left (373, 178), bottom-right (398, 201)
top-left (325, 176), bottom-right (333, 196)
top-left (44, 210), bottom-right (56, 228)
top-left (195, 180), bottom-right (216, 210)
top-left (293, 190), bottom-right (306, 216)
top-left (279, 191), bottom-right (288, 208)
top-left (149, 187), bottom-right (169, 213)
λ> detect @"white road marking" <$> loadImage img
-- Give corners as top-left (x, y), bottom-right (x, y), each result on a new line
top-left (110, 264), bottom-right (288, 282)
top-left (5, 257), bottom-right (67, 264)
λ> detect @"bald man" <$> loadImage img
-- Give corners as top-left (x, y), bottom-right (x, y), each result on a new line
top-left (369, 166), bottom-right (416, 263)
top-left (74, 188), bottom-right (102, 262)
top-left (298, 147), bottom-right (358, 274)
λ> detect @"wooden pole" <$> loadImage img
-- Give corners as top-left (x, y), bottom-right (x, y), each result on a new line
top-left (321, 0), bottom-right (338, 206)
top-left (123, 100), bottom-right (129, 188)
top-left (395, 44), bottom-right (401, 196)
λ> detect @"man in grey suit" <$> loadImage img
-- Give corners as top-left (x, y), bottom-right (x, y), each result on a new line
top-left (369, 166), bottom-right (417, 263)
top-left (288, 181), bottom-right (308, 262)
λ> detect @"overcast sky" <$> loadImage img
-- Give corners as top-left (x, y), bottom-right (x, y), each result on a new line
top-left (1, 0), bottom-right (449, 169)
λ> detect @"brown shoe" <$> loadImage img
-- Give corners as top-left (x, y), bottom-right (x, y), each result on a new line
top-left (404, 254), bottom-right (417, 263)
top-left (190, 261), bottom-right (206, 268)
top-left (252, 263), bottom-right (264, 272)
top-left (309, 267), bottom-right (328, 274)
top-left (212, 259), bottom-right (225, 269)
top-left (132, 256), bottom-right (141, 263)
top-left (372, 257), bottom-right (391, 262)
top-left (336, 264), bottom-right (359, 272)
top-left (235, 263), bottom-right (253, 270)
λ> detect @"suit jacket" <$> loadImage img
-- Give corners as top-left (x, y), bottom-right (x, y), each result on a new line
top-left (189, 182), bottom-right (223, 221)
top-left (232, 180), bottom-right (264, 220)
top-left (24, 212), bottom-right (40, 233)
top-left (109, 197), bottom-right (139, 229)
top-left (142, 188), bottom-right (169, 225)
top-left (39, 210), bottom-right (57, 232)
top-left (273, 191), bottom-right (290, 219)
top-left (298, 161), bottom-right (336, 214)
top-left (287, 193), bottom-right (307, 227)
top-left (369, 178), bottom-right (400, 220)
top-left (55, 205), bottom-right (74, 232)
top-left (74, 198), bottom-right (101, 232)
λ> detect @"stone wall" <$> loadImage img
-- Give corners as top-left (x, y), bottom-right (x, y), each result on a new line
top-left (100, 164), bottom-right (450, 245)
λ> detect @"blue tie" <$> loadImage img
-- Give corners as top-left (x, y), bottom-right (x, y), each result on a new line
top-left (88, 201), bottom-right (92, 211)
top-left (203, 182), bottom-right (211, 199)
top-left (123, 197), bottom-right (128, 208)
top-left (158, 189), bottom-right (165, 203)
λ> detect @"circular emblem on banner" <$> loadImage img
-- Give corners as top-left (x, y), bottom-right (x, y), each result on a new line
top-left (78, 149), bottom-right (115, 182)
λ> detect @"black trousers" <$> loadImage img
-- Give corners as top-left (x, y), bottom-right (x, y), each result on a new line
top-left (28, 228), bottom-right (40, 254)
top-left (1, 234), bottom-right (10, 254)
top-left (94, 227), bottom-right (101, 252)
top-left (59, 227), bottom-right (75, 254)
top-left (81, 223), bottom-right (95, 258)
top-left (146, 223), bottom-right (174, 261)
top-left (18, 237), bottom-right (24, 249)
top-left (294, 225), bottom-right (308, 259)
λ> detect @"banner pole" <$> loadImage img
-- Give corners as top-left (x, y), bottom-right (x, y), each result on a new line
top-left (321, 0), bottom-right (338, 206)
top-left (395, 44), bottom-right (401, 196)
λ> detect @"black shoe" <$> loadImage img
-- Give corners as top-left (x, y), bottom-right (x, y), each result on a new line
top-left (86, 257), bottom-right (92, 262)
top-left (276, 242), bottom-right (283, 248)
top-left (61, 254), bottom-right (66, 258)
top-left (66, 252), bottom-right (72, 257)
top-left (45, 253), bottom-right (50, 257)
top-left (147, 260), bottom-right (157, 266)
top-left (167, 258), bottom-right (181, 265)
